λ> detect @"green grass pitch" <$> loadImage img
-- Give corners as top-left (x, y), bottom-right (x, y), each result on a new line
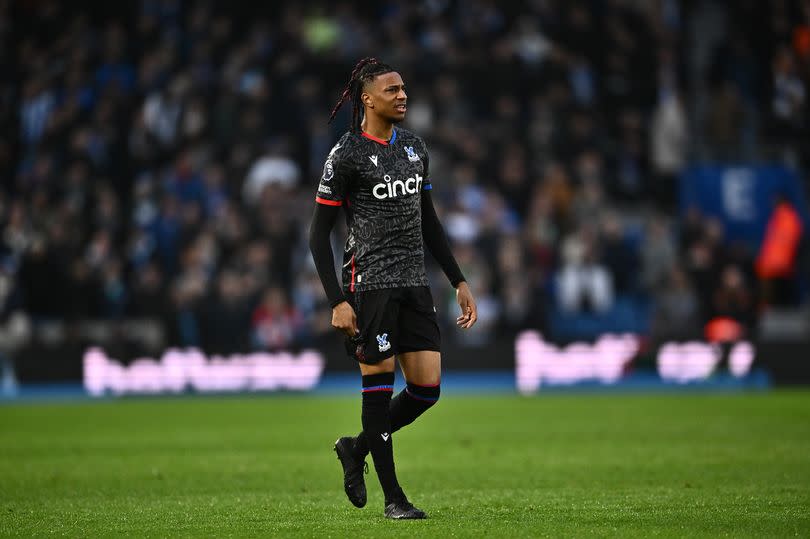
top-left (1, 391), bottom-right (809, 537)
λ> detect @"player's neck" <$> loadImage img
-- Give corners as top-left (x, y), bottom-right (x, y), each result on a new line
top-left (360, 117), bottom-right (394, 142)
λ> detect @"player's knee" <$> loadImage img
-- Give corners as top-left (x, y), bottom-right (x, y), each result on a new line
top-left (406, 382), bottom-right (440, 407)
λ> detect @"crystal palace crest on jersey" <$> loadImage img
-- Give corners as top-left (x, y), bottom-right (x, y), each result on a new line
top-left (404, 146), bottom-right (420, 162)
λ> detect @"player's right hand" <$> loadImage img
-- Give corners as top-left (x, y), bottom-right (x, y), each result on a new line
top-left (332, 301), bottom-right (359, 337)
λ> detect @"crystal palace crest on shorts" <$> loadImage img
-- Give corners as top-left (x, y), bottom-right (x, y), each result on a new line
top-left (376, 333), bottom-right (391, 352)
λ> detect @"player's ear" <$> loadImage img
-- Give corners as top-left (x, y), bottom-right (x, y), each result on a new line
top-left (361, 91), bottom-right (374, 109)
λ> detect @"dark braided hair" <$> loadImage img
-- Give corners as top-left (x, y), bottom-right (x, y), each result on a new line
top-left (329, 57), bottom-right (394, 132)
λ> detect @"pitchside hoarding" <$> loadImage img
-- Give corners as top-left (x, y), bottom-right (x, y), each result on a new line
top-left (83, 347), bottom-right (325, 395)
top-left (514, 331), bottom-right (760, 394)
top-left (76, 332), bottom-right (768, 396)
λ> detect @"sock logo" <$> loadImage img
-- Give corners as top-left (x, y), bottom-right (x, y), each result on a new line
top-left (381, 433), bottom-right (390, 441)
top-left (376, 333), bottom-right (391, 352)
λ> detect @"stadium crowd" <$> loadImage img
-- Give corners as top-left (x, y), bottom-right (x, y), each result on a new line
top-left (0, 0), bottom-right (808, 359)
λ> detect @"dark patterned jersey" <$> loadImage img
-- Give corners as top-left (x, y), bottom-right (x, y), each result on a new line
top-left (315, 127), bottom-right (432, 292)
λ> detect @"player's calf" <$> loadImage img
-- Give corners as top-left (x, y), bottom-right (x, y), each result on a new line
top-left (355, 382), bottom-right (440, 456)
top-left (393, 382), bottom-right (440, 431)
top-left (360, 372), bottom-right (403, 504)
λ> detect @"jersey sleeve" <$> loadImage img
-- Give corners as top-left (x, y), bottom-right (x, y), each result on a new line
top-left (315, 141), bottom-right (350, 206)
top-left (420, 138), bottom-right (432, 191)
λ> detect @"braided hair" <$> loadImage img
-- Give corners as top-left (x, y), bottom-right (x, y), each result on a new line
top-left (329, 57), bottom-right (395, 132)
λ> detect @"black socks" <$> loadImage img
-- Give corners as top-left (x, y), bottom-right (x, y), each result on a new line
top-left (361, 373), bottom-right (400, 502)
top-left (355, 381), bottom-right (441, 460)
top-left (391, 382), bottom-right (441, 431)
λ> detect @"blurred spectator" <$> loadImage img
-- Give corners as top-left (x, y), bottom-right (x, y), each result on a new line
top-left (704, 81), bottom-right (744, 160)
top-left (599, 213), bottom-right (638, 295)
top-left (651, 266), bottom-right (701, 341)
top-left (710, 264), bottom-right (756, 337)
top-left (142, 76), bottom-right (186, 150)
top-left (572, 153), bottom-right (606, 217)
top-left (650, 90), bottom-right (687, 209)
top-left (684, 231), bottom-right (719, 323)
top-left (242, 141), bottom-right (301, 203)
top-left (0, 265), bottom-right (30, 396)
top-left (171, 265), bottom-right (207, 347)
top-left (251, 286), bottom-right (304, 350)
top-left (756, 196), bottom-right (804, 306)
top-left (129, 262), bottom-right (170, 321)
top-left (442, 243), bottom-right (500, 344)
top-left (99, 258), bottom-right (127, 318)
top-left (539, 162), bottom-right (574, 231)
top-left (769, 45), bottom-right (807, 162)
top-left (20, 78), bottom-right (56, 146)
top-left (557, 228), bottom-right (614, 313)
top-left (524, 188), bottom-right (558, 280)
top-left (202, 270), bottom-right (252, 354)
top-left (292, 269), bottom-right (332, 340)
top-left (641, 216), bottom-right (677, 293)
top-left (495, 235), bottom-right (532, 331)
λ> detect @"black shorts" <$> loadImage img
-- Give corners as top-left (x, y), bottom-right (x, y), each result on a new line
top-left (344, 286), bottom-right (441, 364)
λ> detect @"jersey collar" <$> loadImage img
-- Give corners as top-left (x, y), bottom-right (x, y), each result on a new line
top-left (361, 128), bottom-right (397, 146)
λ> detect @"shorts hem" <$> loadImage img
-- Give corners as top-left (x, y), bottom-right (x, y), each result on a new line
top-left (394, 345), bottom-right (441, 354)
top-left (350, 353), bottom-right (396, 365)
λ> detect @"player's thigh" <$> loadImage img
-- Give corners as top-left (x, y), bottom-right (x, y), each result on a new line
top-left (398, 350), bottom-right (441, 385)
top-left (359, 356), bottom-right (396, 375)
top-left (346, 289), bottom-right (399, 365)
top-left (396, 286), bottom-right (441, 355)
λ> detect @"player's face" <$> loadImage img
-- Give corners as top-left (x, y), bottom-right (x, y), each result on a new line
top-left (363, 71), bottom-right (407, 123)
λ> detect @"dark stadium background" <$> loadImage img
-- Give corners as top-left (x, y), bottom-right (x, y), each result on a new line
top-left (1, 0), bottom-right (809, 395)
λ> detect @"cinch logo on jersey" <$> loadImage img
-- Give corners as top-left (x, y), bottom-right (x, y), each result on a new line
top-left (372, 174), bottom-right (423, 200)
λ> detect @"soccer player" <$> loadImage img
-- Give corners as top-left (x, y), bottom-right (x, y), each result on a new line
top-left (308, 58), bottom-right (477, 520)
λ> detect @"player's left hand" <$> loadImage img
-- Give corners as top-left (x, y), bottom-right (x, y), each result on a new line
top-left (455, 281), bottom-right (477, 329)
